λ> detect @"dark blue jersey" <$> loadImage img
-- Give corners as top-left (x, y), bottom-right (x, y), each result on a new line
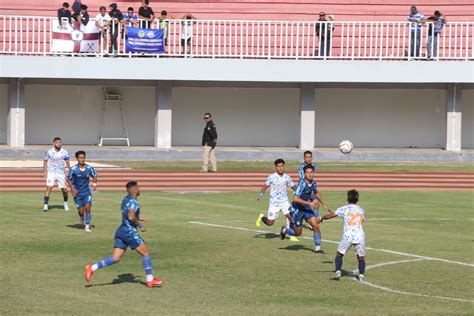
top-left (68, 164), bottom-right (97, 196)
top-left (120, 195), bottom-right (141, 231)
top-left (292, 179), bottom-right (318, 213)
top-left (298, 162), bottom-right (317, 181)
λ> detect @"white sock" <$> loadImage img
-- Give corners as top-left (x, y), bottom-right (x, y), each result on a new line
top-left (286, 218), bottom-right (290, 228)
top-left (91, 264), bottom-right (99, 272)
top-left (85, 224), bottom-right (90, 229)
top-left (146, 274), bottom-right (154, 282)
top-left (315, 245), bottom-right (321, 251)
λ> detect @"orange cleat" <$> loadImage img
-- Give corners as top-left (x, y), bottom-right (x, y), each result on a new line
top-left (146, 278), bottom-right (164, 288)
top-left (84, 264), bottom-right (94, 284)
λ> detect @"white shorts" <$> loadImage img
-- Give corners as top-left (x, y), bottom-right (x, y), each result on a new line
top-left (337, 238), bottom-right (366, 257)
top-left (267, 203), bottom-right (291, 220)
top-left (46, 173), bottom-right (67, 189)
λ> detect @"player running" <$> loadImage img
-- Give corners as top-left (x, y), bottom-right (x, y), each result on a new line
top-left (318, 189), bottom-right (366, 282)
top-left (84, 181), bottom-right (164, 288)
top-left (298, 151), bottom-right (316, 181)
top-left (43, 137), bottom-right (70, 212)
top-left (67, 151), bottom-right (97, 233)
top-left (256, 159), bottom-right (298, 242)
top-left (280, 164), bottom-right (331, 253)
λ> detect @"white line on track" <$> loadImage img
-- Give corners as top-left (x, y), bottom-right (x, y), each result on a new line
top-left (188, 221), bottom-right (474, 268)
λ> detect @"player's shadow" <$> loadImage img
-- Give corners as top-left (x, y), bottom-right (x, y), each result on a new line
top-left (254, 233), bottom-right (279, 239)
top-left (279, 244), bottom-right (315, 252)
top-left (48, 205), bottom-right (65, 210)
top-left (66, 224), bottom-right (95, 229)
top-left (85, 273), bottom-right (144, 288)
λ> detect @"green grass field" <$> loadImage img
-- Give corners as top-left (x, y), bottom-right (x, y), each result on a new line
top-left (1, 190), bottom-right (473, 315)
top-left (99, 161), bottom-right (474, 172)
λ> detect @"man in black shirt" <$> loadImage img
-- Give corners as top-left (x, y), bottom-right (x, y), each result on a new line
top-left (201, 113), bottom-right (218, 173)
top-left (57, 2), bottom-right (72, 25)
top-left (139, 0), bottom-right (155, 29)
top-left (109, 3), bottom-right (123, 56)
top-left (72, 4), bottom-right (89, 26)
top-left (315, 12), bottom-right (334, 57)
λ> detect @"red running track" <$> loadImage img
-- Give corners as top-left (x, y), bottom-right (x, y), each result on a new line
top-left (0, 169), bottom-right (473, 192)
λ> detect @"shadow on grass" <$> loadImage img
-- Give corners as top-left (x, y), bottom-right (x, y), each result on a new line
top-left (279, 244), bottom-right (315, 252)
top-left (46, 205), bottom-right (66, 210)
top-left (67, 224), bottom-right (95, 229)
top-left (85, 273), bottom-right (145, 288)
top-left (254, 233), bottom-right (279, 239)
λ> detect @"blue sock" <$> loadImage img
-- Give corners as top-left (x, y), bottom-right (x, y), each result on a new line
top-left (85, 212), bottom-right (91, 225)
top-left (262, 216), bottom-right (269, 226)
top-left (44, 196), bottom-right (49, 205)
top-left (96, 256), bottom-right (116, 270)
top-left (335, 255), bottom-right (343, 271)
top-left (313, 231), bottom-right (321, 246)
top-left (285, 227), bottom-right (295, 236)
top-left (358, 259), bottom-right (366, 274)
top-left (142, 255), bottom-right (153, 277)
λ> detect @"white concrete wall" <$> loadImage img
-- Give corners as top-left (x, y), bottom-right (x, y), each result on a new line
top-left (0, 84), bottom-right (7, 144)
top-left (462, 89), bottom-right (474, 149)
top-left (24, 85), bottom-right (155, 145)
top-left (315, 88), bottom-right (447, 148)
top-left (171, 87), bottom-right (300, 146)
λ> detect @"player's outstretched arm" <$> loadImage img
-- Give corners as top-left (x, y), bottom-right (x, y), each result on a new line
top-left (315, 191), bottom-right (332, 213)
top-left (257, 185), bottom-right (269, 200)
top-left (319, 212), bottom-right (338, 223)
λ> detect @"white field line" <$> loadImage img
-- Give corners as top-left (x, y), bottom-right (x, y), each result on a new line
top-left (188, 221), bottom-right (474, 268)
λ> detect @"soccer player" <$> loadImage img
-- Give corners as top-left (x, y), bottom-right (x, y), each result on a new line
top-left (43, 137), bottom-right (70, 212)
top-left (280, 164), bottom-right (331, 253)
top-left (256, 159), bottom-right (298, 241)
top-left (318, 189), bottom-right (366, 282)
top-left (84, 181), bottom-right (164, 288)
top-left (298, 151), bottom-right (316, 181)
top-left (67, 151), bottom-right (97, 233)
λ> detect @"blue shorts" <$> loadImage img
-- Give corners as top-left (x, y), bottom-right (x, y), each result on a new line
top-left (291, 208), bottom-right (319, 227)
top-left (114, 228), bottom-right (144, 250)
top-left (74, 194), bottom-right (92, 209)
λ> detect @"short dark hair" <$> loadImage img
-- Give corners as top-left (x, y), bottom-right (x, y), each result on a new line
top-left (303, 164), bottom-right (315, 172)
top-left (347, 189), bottom-right (359, 204)
top-left (63, 2), bottom-right (70, 8)
top-left (303, 151), bottom-right (313, 157)
top-left (143, 0), bottom-right (149, 5)
top-left (75, 150), bottom-right (86, 158)
top-left (274, 158), bottom-right (285, 166)
top-left (204, 112), bottom-right (212, 117)
top-left (128, 7), bottom-right (134, 11)
top-left (161, 10), bottom-right (167, 15)
top-left (80, 4), bottom-right (88, 10)
top-left (53, 137), bottom-right (61, 142)
top-left (434, 10), bottom-right (441, 16)
top-left (99, 6), bottom-right (106, 10)
top-left (126, 181), bottom-right (138, 191)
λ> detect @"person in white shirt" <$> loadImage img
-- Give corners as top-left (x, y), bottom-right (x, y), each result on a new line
top-left (43, 137), bottom-right (70, 212)
top-left (95, 6), bottom-right (111, 52)
top-left (256, 159), bottom-right (298, 241)
top-left (180, 13), bottom-right (196, 54)
top-left (318, 189), bottom-right (367, 282)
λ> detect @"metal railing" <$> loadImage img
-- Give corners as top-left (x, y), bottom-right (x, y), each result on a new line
top-left (0, 15), bottom-right (473, 60)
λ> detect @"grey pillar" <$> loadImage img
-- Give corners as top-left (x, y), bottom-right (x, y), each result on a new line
top-left (155, 81), bottom-right (173, 148)
top-left (299, 83), bottom-right (315, 150)
top-left (7, 78), bottom-right (25, 147)
top-left (446, 84), bottom-right (462, 152)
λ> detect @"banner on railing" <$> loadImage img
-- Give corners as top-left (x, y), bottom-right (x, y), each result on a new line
top-left (51, 20), bottom-right (100, 53)
top-left (125, 27), bottom-right (164, 54)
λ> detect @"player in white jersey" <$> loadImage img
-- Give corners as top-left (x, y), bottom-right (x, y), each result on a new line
top-left (43, 137), bottom-right (70, 212)
top-left (318, 189), bottom-right (367, 282)
top-left (255, 159), bottom-right (298, 241)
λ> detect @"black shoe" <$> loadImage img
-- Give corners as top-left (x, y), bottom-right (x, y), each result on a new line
top-left (280, 226), bottom-right (286, 240)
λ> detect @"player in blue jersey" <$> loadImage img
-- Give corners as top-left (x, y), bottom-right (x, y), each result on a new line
top-left (280, 164), bottom-right (332, 253)
top-left (84, 181), bottom-right (164, 288)
top-left (67, 151), bottom-right (97, 233)
top-left (298, 151), bottom-right (316, 181)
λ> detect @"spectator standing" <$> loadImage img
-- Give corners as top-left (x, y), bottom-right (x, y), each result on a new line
top-left (122, 7), bottom-right (138, 38)
top-left (201, 113), bottom-right (218, 173)
top-left (407, 5), bottom-right (424, 58)
top-left (426, 11), bottom-right (446, 59)
top-left (72, 0), bottom-right (81, 15)
top-left (315, 12), bottom-right (334, 57)
top-left (57, 2), bottom-right (72, 25)
top-left (109, 3), bottom-right (123, 56)
top-left (159, 10), bottom-right (170, 46)
top-left (181, 14), bottom-right (196, 54)
top-left (95, 6), bottom-right (111, 53)
top-left (139, 0), bottom-right (155, 29)
top-left (72, 4), bottom-right (89, 26)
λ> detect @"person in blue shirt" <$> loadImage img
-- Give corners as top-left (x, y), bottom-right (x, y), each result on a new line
top-left (281, 164), bottom-right (332, 253)
top-left (84, 181), bottom-right (164, 288)
top-left (67, 151), bottom-right (97, 233)
top-left (426, 11), bottom-right (446, 59)
top-left (407, 5), bottom-right (425, 58)
top-left (298, 150), bottom-right (317, 181)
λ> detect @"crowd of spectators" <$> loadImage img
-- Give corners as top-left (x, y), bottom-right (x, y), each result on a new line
top-left (57, 2), bottom-right (448, 59)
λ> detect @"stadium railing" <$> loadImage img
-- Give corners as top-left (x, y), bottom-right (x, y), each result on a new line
top-left (0, 15), bottom-right (473, 60)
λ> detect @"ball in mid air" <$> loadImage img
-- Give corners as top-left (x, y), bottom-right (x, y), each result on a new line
top-left (339, 140), bottom-right (353, 154)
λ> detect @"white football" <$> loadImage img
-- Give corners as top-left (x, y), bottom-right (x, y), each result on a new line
top-left (339, 140), bottom-right (353, 154)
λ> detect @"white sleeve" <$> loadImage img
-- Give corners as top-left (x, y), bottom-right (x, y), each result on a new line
top-left (286, 175), bottom-right (295, 187)
top-left (265, 175), bottom-right (272, 186)
top-left (334, 207), bottom-right (345, 217)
